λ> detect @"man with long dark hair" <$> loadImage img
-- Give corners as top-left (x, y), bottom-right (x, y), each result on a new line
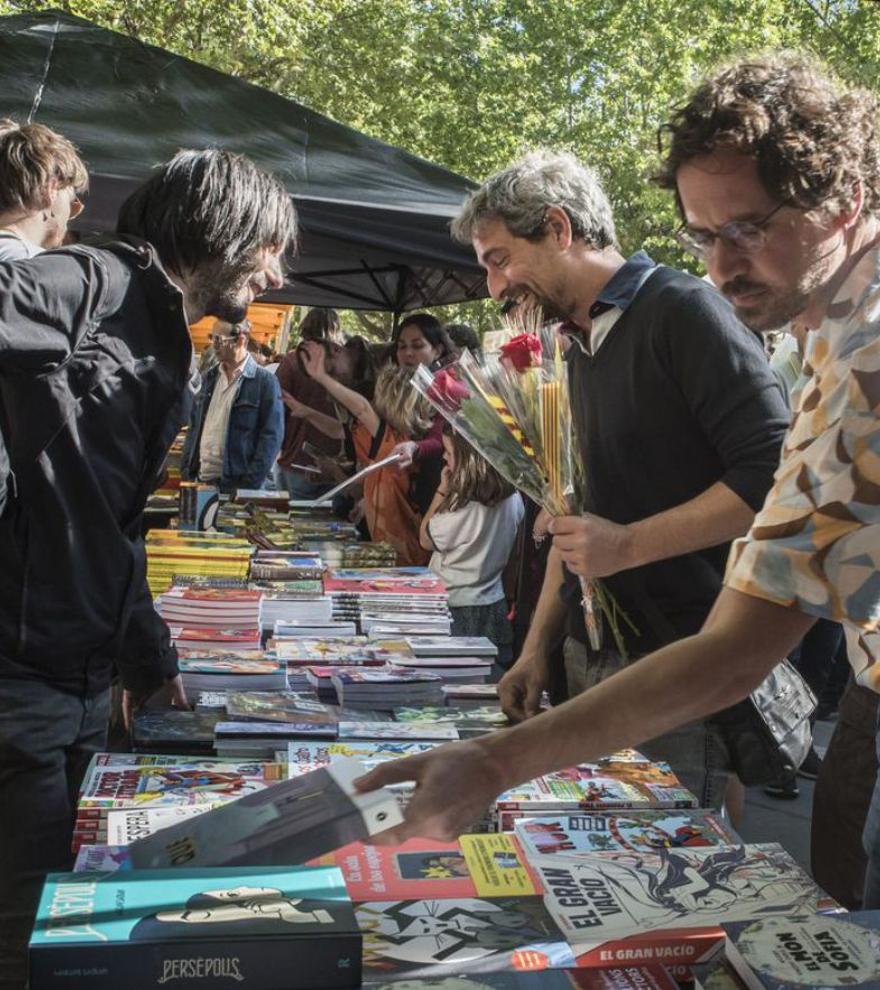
top-left (0, 148), bottom-right (295, 988)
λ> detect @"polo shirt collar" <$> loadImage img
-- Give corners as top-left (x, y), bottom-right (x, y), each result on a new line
top-left (590, 250), bottom-right (658, 317)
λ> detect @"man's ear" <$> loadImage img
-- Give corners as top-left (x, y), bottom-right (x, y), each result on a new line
top-left (38, 176), bottom-right (61, 213)
top-left (544, 205), bottom-right (574, 250)
top-left (836, 181), bottom-right (864, 232)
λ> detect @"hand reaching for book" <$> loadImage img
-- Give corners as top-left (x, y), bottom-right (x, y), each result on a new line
top-left (121, 674), bottom-right (191, 732)
top-left (354, 739), bottom-right (507, 844)
top-left (498, 654), bottom-right (548, 723)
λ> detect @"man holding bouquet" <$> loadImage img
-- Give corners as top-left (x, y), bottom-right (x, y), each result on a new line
top-left (373, 148), bottom-right (789, 810)
top-left (359, 55), bottom-right (880, 910)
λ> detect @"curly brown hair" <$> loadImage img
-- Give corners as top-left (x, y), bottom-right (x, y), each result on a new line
top-left (656, 52), bottom-right (880, 219)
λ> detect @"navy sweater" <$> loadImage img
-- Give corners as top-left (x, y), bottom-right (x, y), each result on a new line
top-left (564, 265), bottom-right (790, 655)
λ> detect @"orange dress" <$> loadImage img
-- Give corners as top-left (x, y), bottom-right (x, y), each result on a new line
top-left (351, 421), bottom-right (430, 567)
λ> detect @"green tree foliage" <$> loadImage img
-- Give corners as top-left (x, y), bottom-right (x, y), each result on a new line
top-left (2, 0), bottom-right (879, 330)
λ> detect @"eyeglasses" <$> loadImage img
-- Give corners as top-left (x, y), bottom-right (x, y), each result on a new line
top-left (676, 202), bottom-right (788, 260)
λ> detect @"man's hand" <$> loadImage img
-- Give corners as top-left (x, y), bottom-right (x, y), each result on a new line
top-left (122, 674), bottom-right (190, 732)
top-left (390, 440), bottom-right (418, 471)
top-left (549, 512), bottom-right (635, 579)
top-left (354, 739), bottom-right (507, 843)
top-left (498, 654), bottom-right (548, 722)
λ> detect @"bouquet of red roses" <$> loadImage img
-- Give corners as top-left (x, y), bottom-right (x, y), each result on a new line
top-left (412, 317), bottom-right (631, 653)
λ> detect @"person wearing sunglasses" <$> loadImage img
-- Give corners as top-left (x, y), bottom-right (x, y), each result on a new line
top-left (181, 318), bottom-right (284, 494)
top-left (0, 118), bottom-right (88, 261)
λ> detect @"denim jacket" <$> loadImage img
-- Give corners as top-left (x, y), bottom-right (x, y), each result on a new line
top-left (181, 354), bottom-right (283, 492)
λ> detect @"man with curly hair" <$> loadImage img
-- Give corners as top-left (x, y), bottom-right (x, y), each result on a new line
top-left (357, 53), bottom-right (880, 911)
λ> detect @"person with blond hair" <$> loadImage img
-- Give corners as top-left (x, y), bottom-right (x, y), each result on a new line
top-left (0, 118), bottom-right (88, 260)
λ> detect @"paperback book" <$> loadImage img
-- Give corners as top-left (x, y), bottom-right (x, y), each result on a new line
top-left (533, 843), bottom-right (835, 967)
top-left (126, 758), bottom-right (402, 869)
top-left (313, 833), bottom-right (538, 901)
top-left (357, 895), bottom-right (575, 980)
top-left (723, 912), bottom-right (880, 990)
top-left (30, 865), bottom-right (360, 989)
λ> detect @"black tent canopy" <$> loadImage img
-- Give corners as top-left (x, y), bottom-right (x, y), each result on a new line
top-left (0, 10), bottom-right (488, 313)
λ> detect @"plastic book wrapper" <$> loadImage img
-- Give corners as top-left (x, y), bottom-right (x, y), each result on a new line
top-left (413, 328), bottom-right (633, 654)
top-left (126, 757), bottom-right (402, 869)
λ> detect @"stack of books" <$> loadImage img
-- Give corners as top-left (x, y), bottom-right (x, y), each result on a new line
top-left (324, 567), bottom-right (451, 634)
top-left (176, 653), bottom-right (287, 694)
top-left (71, 753), bottom-right (286, 852)
top-left (155, 586), bottom-right (263, 629)
top-left (167, 624), bottom-right (262, 652)
top-left (329, 666), bottom-right (445, 709)
top-left (249, 550), bottom-right (324, 581)
top-left (145, 531), bottom-right (253, 595)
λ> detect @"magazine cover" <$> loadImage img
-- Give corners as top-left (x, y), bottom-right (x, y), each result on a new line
top-left (79, 762), bottom-right (284, 809)
top-left (30, 865), bottom-right (360, 989)
top-left (358, 895), bottom-right (576, 980)
top-left (513, 810), bottom-right (737, 856)
top-left (534, 844), bottom-right (831, 956)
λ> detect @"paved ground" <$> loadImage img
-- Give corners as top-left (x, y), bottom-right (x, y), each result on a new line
top-left (736, 717), bottom-right (836, 874)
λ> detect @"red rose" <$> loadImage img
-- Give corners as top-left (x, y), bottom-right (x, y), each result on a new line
top-left (500, 333), bottom-right (543, 371)
top-left (427, 367), bottom-right (470, 409)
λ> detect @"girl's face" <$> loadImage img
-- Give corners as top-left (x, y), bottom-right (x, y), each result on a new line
top-left (397, 324), bottom-right (440, 368)
top-left (441, 434), bottom-right (456, 472)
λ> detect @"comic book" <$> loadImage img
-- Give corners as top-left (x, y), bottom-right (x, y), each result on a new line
top-left (29, 865), bottom-right (360, 989)
top-left (126, 758), bottom-right (402, 869)
top-left (533, 843), bottom-right (836, 966)
top-left (78, 760), bottom-right (285, 810)
top-left (513, 810), bottom-right (737, 857)
top-left (357, 895), bottom-right (576, 980)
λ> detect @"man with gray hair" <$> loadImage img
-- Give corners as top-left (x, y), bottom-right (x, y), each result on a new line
top-left (452, 149), bottom-right (789, 809)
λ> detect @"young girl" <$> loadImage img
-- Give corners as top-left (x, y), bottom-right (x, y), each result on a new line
top-left (420, 425), bottom-right (524, 670)
top-left (299, 340), bottom-right (433, 567)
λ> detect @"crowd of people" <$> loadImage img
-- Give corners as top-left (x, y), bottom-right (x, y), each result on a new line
top-left (0, 47), bottom-right (878, 990)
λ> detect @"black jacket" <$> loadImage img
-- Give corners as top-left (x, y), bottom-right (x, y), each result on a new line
top-left (0, 238), bottom-right (192, 696)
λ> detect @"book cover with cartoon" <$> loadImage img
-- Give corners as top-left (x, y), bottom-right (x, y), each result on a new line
top-left (535, 844), bottom-right (831, 953)
top-left (358, 895), bottom-right (575, 980)
top-left (513, 811), bottom-right (737, 856)
top-left (30, 865), bottom-right (360, 989)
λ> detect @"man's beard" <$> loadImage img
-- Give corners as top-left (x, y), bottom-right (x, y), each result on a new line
top-left (193, 262), bottom-right (251, 324)
top-left (721, 251), bottom-right (835, 332)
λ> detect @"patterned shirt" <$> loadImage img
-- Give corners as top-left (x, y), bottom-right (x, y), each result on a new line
top-left (725, 244), bottom-right (880, 691)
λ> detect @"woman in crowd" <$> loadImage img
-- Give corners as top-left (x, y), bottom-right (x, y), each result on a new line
top-left (297, 340), bottom-right (433, 566)
top-left (420, 424), bottom-right (524, 672)
top-left (390, 313), bottom-right (459, 512)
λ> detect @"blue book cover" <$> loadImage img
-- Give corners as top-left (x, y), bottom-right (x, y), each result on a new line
top-left (30, 865), bottom-right (360, 989)
top-left (723, 912), bottom-right (880, 990)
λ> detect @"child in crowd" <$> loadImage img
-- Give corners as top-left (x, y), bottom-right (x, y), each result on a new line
top-left (298, 340), bottom-right (433, 566)
top-left (420, 424), bottom-right (524, 671)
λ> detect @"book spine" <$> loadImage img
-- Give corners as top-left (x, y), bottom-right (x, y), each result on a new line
top-left (30, 933), bottom-right (362, 989)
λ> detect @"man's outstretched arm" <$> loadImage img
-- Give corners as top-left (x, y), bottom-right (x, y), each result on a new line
top-left (356, 587), bottom-right (815, 843)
